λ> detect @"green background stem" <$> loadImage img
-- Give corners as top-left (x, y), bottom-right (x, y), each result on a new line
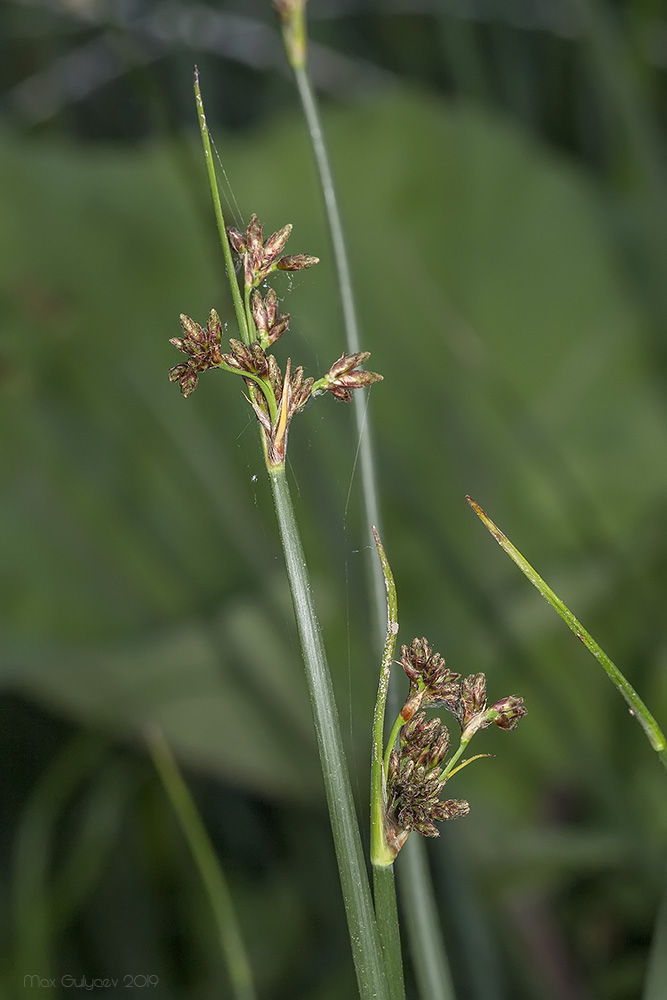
top-left (284, 25), bottom-right (458, 999)
top-left (269, 466), bottom-right (389, 1000)
top-left (292, 60), bottom-right (386, 643)
top-left (399, 838), bottom-right (458, 1000)
top-left (147, 728), bottom-right (257, 1000)
top-left (467, 496), bottom-right (667, 774)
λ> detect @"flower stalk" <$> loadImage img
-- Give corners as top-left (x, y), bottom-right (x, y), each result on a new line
top-left (168, 71), bottom-right (389, 1000)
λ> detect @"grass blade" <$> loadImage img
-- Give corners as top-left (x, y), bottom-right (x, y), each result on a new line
top-left (147, 728), bottom-right (257, 1000)
top-left (467, 496), bottom-right (667, 773)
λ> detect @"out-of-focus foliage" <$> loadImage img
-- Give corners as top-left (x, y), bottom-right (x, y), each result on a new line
top-left (1, 2), bottom-right (667, 999)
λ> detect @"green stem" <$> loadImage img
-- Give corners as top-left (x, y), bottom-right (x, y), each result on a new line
top-left (399, 836), bottom-right (457, 1000)
top-left (291, 58), bottom-right (386, 645)
top-left (467, 496), bottom-right (667, 774)
top-left (12, 736), bottom-right (107, 988)
top-left (373, 866), bottom-right (405, 1000)
top-left (146, 728), bottom-right (256, 1000)
top-left (439, 739), bottom-right (470, 785)
top-left (280, 16), bottom-right (455, 1000)
top-left (194, 68), bottom-right (249, 345)
top-left (269, 466), bottom-right (389, 1000)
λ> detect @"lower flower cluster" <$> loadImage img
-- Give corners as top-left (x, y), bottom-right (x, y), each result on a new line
top-left (383, 638), bottom-right (526, 852)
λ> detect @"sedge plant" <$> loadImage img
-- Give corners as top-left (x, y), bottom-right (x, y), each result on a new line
top-left (164, 69), bottom-right (529, 999)
top-left (162, 13), bottom-right (666, 997)
top-left (169, 69), bottom-right (389, 1000)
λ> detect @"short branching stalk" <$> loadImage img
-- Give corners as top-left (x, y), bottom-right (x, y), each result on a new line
top-left (467, 496), bottom-right (667, 774)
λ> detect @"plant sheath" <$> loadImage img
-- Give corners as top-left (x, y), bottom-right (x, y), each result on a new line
top-left (370, 528), bottom-right (405, 1000)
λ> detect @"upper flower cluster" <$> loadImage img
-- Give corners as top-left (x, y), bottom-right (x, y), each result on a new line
top-left (399, 637), bottom-right (526, 737)
top-left (168, 213), bottom-right (382, 467)
top-left (226, 214), bottom-right (319, 290)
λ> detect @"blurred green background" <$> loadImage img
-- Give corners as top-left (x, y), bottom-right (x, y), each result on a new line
top-left (2, 0), bottom-right (667, 997)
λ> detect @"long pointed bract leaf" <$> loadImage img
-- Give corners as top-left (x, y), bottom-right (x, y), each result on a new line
top-left (467, 495), bottom-right (667, 773)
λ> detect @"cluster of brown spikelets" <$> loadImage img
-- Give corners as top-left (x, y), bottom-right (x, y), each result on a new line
top-left (169, 214), bottom-right (382, 466)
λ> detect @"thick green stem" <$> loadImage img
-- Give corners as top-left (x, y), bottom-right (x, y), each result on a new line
top-left (467, 496), bottom-right (667, 774)
top-left (269, 466), bottom-right (388, 1000)
top-left (147, 728), bottom-right (256, 1000)
top-left (194, 69), bottom-right (249, 344)
top-left (373, 865), bottom-right (405, 1000)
